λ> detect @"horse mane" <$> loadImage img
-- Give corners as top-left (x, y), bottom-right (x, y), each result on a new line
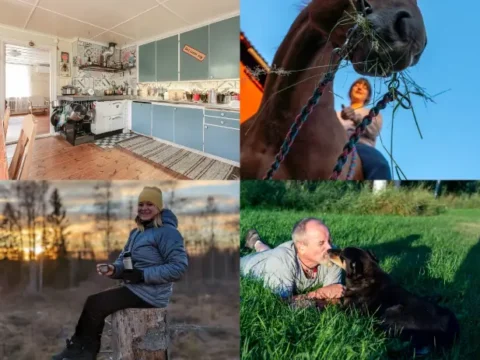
top-left (260, 5), bottom-right (330, 145)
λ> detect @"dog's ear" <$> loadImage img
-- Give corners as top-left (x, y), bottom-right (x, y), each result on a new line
top-left (366, 250), bottom-right (379, 263)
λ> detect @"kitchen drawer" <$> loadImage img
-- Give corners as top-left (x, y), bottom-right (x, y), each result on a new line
top-left (96, 100), bottom-right (124, 117)
top-left (204, 116), bottom-right (239, 129)
top-left (108, 101), bottom-right (125, 116)
top-left (204, 109), bottom-right (239, 120)
top-left (109, 114), bottom-right (125, 132)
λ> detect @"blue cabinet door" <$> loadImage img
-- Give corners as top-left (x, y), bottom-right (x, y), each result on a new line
top-left (132, 102), bottom-right (152, 136)
top-left (209, 17), bottom-right (240, 79)
top-left (156, 36), bottom-right (179, 81)
top-left (152, 105), bottom-right (174, 142)
top-left (174, 108), bottom-right (203, 151)
top-left (138, 42), bottom-right (156, 82)
top-left (180, 26), bottom-right (209, 80)
top-left (204, 125), bottom-right (239, 162)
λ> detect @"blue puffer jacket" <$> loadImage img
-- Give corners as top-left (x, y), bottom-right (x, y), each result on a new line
top-left (111, 209), bottom-right (188, 307)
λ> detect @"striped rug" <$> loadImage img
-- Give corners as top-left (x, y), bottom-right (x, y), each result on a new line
top-left (116, 136), bottom-right (240, 180)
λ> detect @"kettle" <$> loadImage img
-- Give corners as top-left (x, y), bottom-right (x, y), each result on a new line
top-left (208, 89), bottom-right (217, 104)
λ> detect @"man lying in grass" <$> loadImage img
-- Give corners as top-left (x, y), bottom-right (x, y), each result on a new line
top-left (240, 218), bottom-right (345, 307)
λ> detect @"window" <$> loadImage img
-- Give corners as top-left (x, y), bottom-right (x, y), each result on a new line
top-left (6, 63), bottom-right (32, 98)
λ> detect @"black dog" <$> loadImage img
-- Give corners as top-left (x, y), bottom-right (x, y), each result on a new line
top-left (328, 247), bottom-right (460, 354)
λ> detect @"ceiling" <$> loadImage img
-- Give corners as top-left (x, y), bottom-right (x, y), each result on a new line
top-left (0, 0), bottom-right (239, 46)
top-left (5, 43), bottom-right (49, 66)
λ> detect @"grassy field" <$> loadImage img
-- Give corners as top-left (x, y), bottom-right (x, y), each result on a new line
top-left (240, 208), bottom-right (480, 360)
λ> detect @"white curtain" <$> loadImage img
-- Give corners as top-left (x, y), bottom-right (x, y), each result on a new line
top-left (6, 63), bottom-right (32, 98)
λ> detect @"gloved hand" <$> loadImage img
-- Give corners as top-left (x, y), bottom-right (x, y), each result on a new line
top-left (341, 104), bottom-right (356, 121)
top-left (122, 268), bottom-right (144, 284)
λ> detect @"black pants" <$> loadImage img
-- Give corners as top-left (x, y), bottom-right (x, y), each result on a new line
top-left (74, 286), bottom-right (154, 353)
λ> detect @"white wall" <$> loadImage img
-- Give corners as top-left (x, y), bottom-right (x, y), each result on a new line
top-left (30, 68), bottom-right (50, 98)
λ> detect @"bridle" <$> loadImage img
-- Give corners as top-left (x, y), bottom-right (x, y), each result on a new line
top-left (262, 0), bottom-right (398, 180)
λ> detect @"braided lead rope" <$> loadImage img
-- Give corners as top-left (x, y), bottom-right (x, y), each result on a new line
top-left (346, 145), bottom-right (358, 180)
top-left (262, 35), bottom-right (356, 180)
top-left (263, 72), bottom-right (335, 180)
top-left (261, 23), bottom-right (362, 180)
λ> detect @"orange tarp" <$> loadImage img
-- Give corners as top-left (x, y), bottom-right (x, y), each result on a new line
top-left (240, 62), bottom-right (263, 123)
top-left (240, 32), bottom-right (269, 124)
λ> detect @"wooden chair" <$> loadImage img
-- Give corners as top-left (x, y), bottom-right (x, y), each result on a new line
top-left (8, 114), bottom-right (37, 180)
top-left (3, 106), bottom-right (10, 138)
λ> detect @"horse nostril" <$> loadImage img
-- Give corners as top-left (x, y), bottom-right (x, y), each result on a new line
top-left (393, 10), bottom-right (412, 41)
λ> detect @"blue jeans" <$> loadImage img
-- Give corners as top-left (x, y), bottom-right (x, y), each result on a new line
top-left (356, 143), bottom-right (392, 180)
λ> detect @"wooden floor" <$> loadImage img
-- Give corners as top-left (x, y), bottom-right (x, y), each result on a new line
top-left (17, 136), bottom-right (189, 180)
top-left (7, 113), bottom-right (50, 143)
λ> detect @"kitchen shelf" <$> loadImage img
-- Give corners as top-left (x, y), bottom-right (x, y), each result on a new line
top-left (78, 64), bottom-right (136, 74)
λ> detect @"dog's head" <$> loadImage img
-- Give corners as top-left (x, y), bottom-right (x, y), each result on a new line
top-left (327, 247), bottom-right (379, 279)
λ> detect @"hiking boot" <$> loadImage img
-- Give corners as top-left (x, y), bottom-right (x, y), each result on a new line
top-left (51, 336), bottom-right (96, 360)
top-left (245, 229), bottom-right (262, 250)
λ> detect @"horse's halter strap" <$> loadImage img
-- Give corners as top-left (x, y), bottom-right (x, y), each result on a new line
top-left (355, 0), bottom-right (372, 16)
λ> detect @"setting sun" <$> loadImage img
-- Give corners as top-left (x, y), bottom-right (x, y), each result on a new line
top-left (22, 245), bottom-right (44, 258)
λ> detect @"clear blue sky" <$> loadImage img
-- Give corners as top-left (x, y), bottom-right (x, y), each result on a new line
top-left (241, 0), bottom-right (479, 180)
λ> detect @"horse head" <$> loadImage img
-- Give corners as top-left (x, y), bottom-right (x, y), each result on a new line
top-left (308, 0), bottom-right (427, 76)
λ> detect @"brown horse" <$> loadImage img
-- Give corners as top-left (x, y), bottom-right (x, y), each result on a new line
top-left (240, 0), bottom-right (427, 180)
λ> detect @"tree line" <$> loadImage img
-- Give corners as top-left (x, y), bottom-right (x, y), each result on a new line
top-left (241, 180), bottom-right (480, 210)
top-left (0, 181), bottom-right (240, 293)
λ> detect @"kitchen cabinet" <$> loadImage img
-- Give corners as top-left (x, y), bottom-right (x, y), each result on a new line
top-left (174, 107), bottom-right (203, 151)
top-left (152, 104), bottom-right (175, 142)
top-left (156, 35), bottom-right (179, 81)
top-left (132, 102), bottom-right (152, 136)
top-left (209, 16), bottom-right (240, 79)
top-left (139, 42), bottom-right (156, 82)
top-left (204, 125), bottom-right (239, 162)
top-left (180, 26), bottom-right (209, 81)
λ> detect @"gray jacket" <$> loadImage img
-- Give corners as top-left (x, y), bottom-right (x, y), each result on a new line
top-left (111, 209), bottom-right (188, 307)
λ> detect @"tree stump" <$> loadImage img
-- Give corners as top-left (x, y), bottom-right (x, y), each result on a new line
top-left (111, 308), bottom-right (169, 360)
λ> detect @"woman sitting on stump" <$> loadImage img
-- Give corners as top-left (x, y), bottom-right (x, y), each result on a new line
top-left (337, 77), bottom-right (392, 180)
top-left (52, 186), bottom-right (189, 360)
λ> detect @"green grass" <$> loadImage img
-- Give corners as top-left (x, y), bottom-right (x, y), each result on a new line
top-left (240, 208), bottom-right (480, 360)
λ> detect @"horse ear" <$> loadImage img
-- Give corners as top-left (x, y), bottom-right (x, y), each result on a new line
top-left (367, 250), bottom-right (379, 263)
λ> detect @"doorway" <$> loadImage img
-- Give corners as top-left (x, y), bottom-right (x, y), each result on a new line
top-left (4, 43), bottom-right (51, 144)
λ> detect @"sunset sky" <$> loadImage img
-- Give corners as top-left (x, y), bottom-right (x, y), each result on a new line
top-left (0, 180), bottom-right (240, 217)
top-left (0, 181), bottom-right (240, 257)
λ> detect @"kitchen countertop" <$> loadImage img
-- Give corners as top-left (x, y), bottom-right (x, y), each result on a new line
top-left (57, 95), bottom-right (135, 101)
top-left (57, 95), bottom-right (240, 112)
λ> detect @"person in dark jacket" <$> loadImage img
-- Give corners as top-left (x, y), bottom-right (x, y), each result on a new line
top-left (52, 186), bottom-right (188, 360)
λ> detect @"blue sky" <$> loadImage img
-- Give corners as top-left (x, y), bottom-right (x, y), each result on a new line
top-left (241, 0), bottom-right (478, 180)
